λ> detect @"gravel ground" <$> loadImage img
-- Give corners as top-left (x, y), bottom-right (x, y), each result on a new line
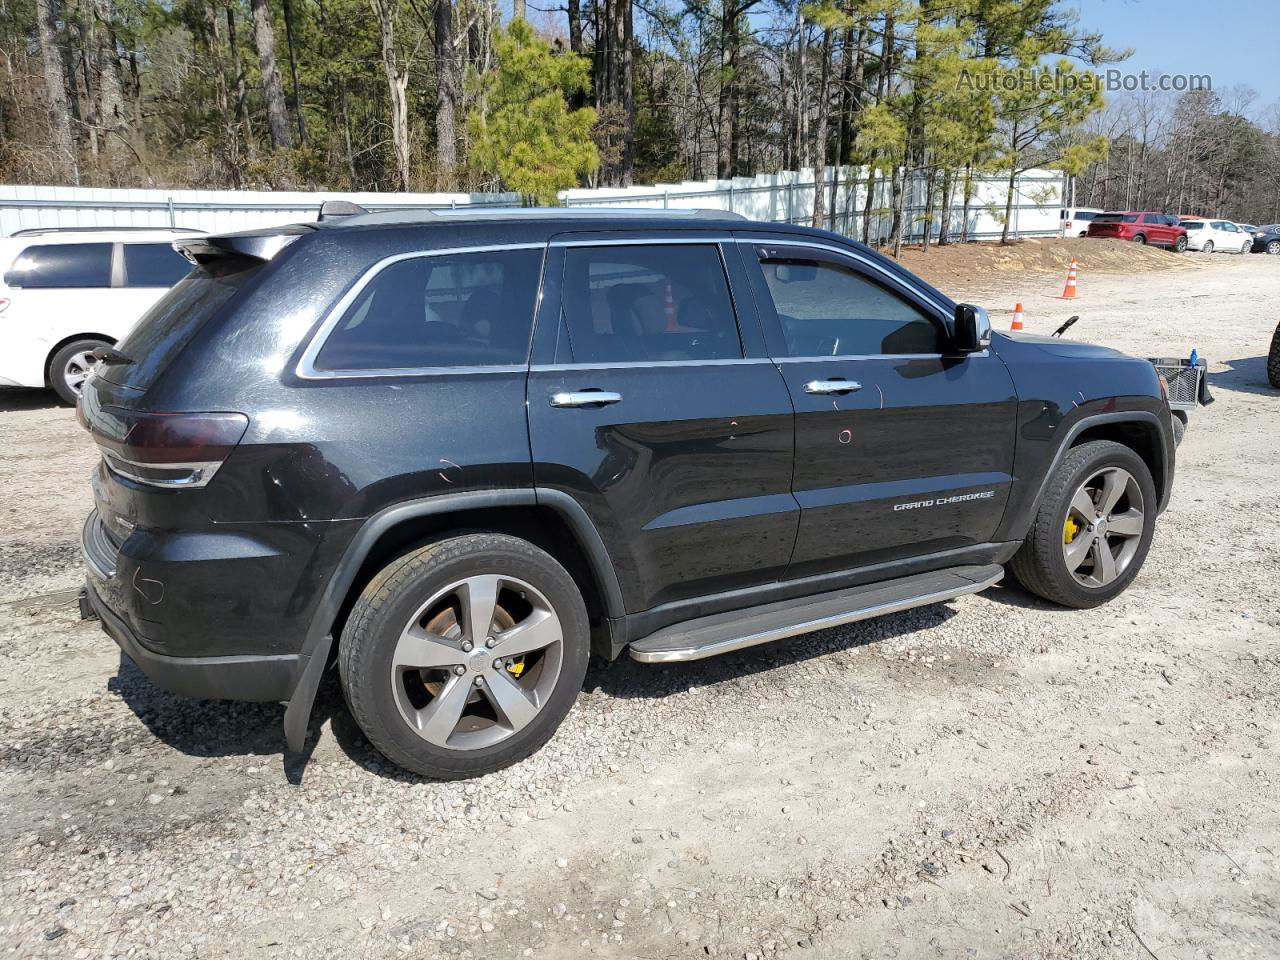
top-left (1, 254), bottom-right (1278, 960)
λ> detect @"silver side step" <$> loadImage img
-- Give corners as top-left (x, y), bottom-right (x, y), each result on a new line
top-left (628, 564), bottom-right (1004, 663)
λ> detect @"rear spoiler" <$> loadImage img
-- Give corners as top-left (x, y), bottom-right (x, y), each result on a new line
top-left (173, 224), bottom-right (314, 265)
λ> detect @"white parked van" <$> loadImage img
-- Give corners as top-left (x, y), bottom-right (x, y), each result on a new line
top-left (0, 228), bottom-right (200, 403)
top-left (1060, 207), bottom-right (1103, 237)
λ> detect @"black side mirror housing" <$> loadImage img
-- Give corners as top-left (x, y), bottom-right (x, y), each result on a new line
top-left (953, 303), bottom-right (992, 352)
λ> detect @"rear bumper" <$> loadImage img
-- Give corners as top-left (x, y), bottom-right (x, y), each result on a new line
top-left (84, 578), bottom-right (302, 702)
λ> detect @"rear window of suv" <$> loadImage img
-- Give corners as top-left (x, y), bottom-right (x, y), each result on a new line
top-left (1092, 214), bottom-right (1137, 224)
top-left (3, 242), bottom-right (112, 288)
top-left (106, 258), bottom-right (262, 390)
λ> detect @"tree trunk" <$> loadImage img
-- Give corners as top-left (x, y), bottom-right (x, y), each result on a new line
top-left (281, 0), bottom-right (306, 144)
top-left (434, 0), bottom-right (458, 186)
top-left (794, 6), bottom-right (808, 174)
top-left (811, 28), bottom-right (831, 228)
top-left (961, 163), bottom-right (974, 242)
top-left (861, 154), bottom-right (877, 244)
top-left (225, 4), bottom-right (256, 161)
top-left (890, 141), bottom-right (907, 257)
top-left (35, 0), bottom-right (79, 183)
top-left (716, 3), bottom-right (740, 179)
top-left (250, 0), bottom-right (292, 150)
top-left (620, 0), bottom-right (634, 185)
top-left (920, 164), bottom-right (936, 251)
top-left (1000, 153), bottom-right (1018, 244)
top-left (938, 169), bottom-right (953, 244)
top-left (513, 0), bottom-right (525, 19)
top-left (566, 0), bottom-right (583, 53)
top-left (372, 0), bottom-right (410, 190)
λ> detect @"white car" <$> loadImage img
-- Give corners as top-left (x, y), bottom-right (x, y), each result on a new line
top-left (1060, 207), bottom-right (1103, 237)
top-left (1178, 218), bottom-right (1252, 255)
top-left (0, 227), bottom-right (199, 403)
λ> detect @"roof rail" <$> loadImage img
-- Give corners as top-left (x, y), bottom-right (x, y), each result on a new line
top-left (9, 225), bottom-right (203, 237)
top-left (333, 206), bottom-right (749, 227)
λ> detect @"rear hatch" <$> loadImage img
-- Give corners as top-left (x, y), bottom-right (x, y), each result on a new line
top-left (1087, 213), bottom-right (1130, 237)
top-left (79, 228), bottom-right (308, 600)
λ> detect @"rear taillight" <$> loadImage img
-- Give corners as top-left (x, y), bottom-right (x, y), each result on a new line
top-left (0, 297), bottom-right (9, 313)
top-left (82, 407), bottom-right (248, 488)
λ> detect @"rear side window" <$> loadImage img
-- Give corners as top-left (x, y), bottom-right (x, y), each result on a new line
top-left (559, 244), bottom-right (743, 364)
top-left (760, 257), bottom-right (941, 357)
top-left (110, 259), bottom-right (262, 390)
top-left (1076, 211), bottom-right (1098, 221)
top-left (4, 242), bottom-right (112, 288)
top-left (122, 243), bottom-right (191, 287)
top-left (314, 248), bottom-right (543, 371)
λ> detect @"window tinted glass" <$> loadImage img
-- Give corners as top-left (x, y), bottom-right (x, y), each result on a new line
top-left (112, 258), bottom-right (262, 390)
top-left (1180, 220), bottom-right (1203, 230)
top-left (760, 257), bottom-right (941, 357)
top-left (1076, 211), bottom-right (1098, 221)
top-left (1094, 213), bottom-right (1123, 222)
top-left (4, 242), bottom-right (112, 288)
top-left (315, 248), bottom-right (542, 371)
top-left (560, 245), bottom-right (742, 363)
top-left (122, 243), bottom-right (191, 287)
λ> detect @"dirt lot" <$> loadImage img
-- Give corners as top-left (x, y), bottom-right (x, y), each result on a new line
top-left (1, 252), bottom-right (1278, 960)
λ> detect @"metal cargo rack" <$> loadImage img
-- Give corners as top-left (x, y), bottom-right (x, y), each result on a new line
top-left (1148, 356), bottom-right (1210, 412)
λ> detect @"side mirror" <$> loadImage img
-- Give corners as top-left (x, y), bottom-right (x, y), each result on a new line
top-left (953, 303), bottom-right (992, 352)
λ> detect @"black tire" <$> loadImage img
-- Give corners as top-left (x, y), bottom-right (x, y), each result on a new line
top-left (48, 338), bottom-right (109, 405)
top-left (1171, 413), bottom-right (1186, 447)
top-left (1268, 321), bottom-right (1280, 389)
top-left (1132, 234), bottom-right (1147, 245)
top-left (1008, 440), bottom-right (1157, 609)
top-left (1202, 240), bottom-right (1213, 254)
top-left (338, 533), bottom-right (589, 779)
top-left (1174, 235), bottom-right (1188, 253)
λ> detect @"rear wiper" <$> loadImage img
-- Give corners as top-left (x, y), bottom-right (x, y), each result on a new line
top-left (91, 347), bottom-right (134, 365)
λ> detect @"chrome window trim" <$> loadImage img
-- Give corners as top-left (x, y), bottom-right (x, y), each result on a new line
top-left (550, 236), bottom-right (736, 247)
top-left (773, 350), bottom-right (989, 362)
top-left (295, 242), bottom-right (547, 381)
top-left (738, 237), bottom-right (952, 316)
top-left (530, 358), bottom-right (773, 372)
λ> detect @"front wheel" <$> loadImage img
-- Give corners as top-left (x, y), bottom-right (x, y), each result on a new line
top-left (48, 338), bottom-right (109, 405)
top-left (1202, 240), bottom-right (1214, 254)
top-left (1267, 240), bottom-right (1280, 256)
top-left (1174, 235), bottom-right (1188, 252)
top-left (339, 533), bottom-right (590, 779)
top-left (1009, 440), bottom-right (1157, 609)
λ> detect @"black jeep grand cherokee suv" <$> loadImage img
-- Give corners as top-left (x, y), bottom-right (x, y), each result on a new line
top-left (79, 208), bottom-right (1175, 778)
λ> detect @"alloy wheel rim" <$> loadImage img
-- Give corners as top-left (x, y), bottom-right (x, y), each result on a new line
top-left (390, 574), bottom-right (564, 751)
top-left (63, 350), bottom-right (97, 394)
top-left (1062, 466), bottom-right (1145, 588)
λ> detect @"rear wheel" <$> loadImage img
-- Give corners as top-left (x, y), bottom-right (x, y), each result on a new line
top-left (48, 338), bottom-right (109, 405)
top-left (338, 533), bottom-right (590, 779)
top-left (1132, 234), bottom-right (1147, 245)
top-left (1268, 321), bottom-right (1280, 389)
top-left (1009, 440), bottom-right (1157, 609)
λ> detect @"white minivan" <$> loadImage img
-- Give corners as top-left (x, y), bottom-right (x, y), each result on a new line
top-left (0, 228), bottom-right (199, 403)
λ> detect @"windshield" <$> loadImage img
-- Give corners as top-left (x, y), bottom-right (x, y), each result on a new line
top-left (104, 258), bottom-right (262, 390)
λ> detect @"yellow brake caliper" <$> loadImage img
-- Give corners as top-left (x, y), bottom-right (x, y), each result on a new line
top-left (506, 656), bottom-right (526, 678)
top-left (1064, 515), bottom-right (1081, 545)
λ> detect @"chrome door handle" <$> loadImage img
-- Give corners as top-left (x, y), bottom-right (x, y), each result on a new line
top-left (549, 390), bottom-right (623, 408)
top-left (803, 379), bottom-right (862, 395)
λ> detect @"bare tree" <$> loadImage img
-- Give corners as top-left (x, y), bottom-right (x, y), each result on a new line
top-left (34, 0), bottom-right (79, 182)
top-left (250, 0), bottom-right (293, 150)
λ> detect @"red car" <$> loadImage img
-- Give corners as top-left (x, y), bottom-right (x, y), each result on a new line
top-left (1086, 212), bottom-right (1188, 251)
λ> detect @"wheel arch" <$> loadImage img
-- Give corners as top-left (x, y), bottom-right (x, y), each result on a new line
top-left (282, 489), bottom-right (625, 752)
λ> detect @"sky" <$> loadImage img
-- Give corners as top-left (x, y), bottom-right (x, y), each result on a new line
top-left (1070, 0), bottom-right (1280, 114)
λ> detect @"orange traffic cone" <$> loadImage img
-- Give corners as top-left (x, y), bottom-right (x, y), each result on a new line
top-left (1010, 303), bottom-right (1025, 331)
top-left (1060, 258), bottom-right (1079, 299)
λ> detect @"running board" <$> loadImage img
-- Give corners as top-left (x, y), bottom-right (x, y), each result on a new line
top-left (628, 564), bottom-right (1004, 663)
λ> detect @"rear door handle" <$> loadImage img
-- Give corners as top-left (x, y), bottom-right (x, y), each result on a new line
top-left (549, 390), bottom-right (623, 408)
top-left (803, 378), bottom-right (862, 395)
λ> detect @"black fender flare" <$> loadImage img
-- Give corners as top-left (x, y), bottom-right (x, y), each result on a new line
top-left (1005, 410), bottom-right (1169, 546)
top-left (283, 488), bottom-right (623, 751)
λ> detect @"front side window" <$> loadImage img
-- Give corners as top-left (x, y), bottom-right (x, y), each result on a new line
top-left (314, 248), bottom-right (543, 371)
top-left (759, 256), bottom-right (942, 357)
top-left (122, 243), bottom-right (192, 287)
top-left (3, 242), bottom-right (112, 288)
top-left (559, 244), bottom-right (743, 364)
